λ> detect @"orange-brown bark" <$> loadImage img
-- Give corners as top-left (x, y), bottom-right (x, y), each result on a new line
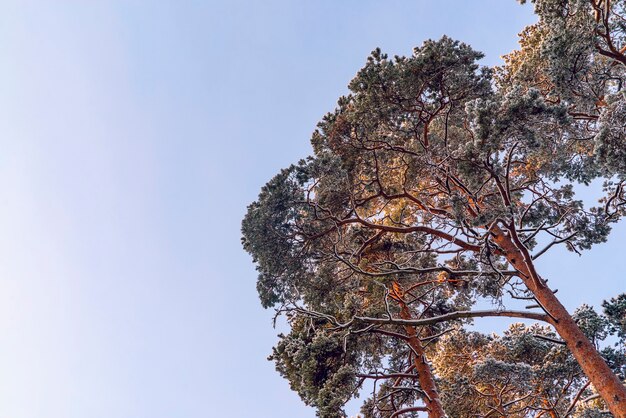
top-left (492, 230), bottom-right (626, 418)
top-left (393, 283), bottom-right (447, 418)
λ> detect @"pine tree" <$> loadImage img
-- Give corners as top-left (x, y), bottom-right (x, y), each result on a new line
top-left (242, 4), bottom-right (626, 415)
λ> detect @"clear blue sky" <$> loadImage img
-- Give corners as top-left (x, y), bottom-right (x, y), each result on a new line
top-left (0, 1), bottom-right (623, 417)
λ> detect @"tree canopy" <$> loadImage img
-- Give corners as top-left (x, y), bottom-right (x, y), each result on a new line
top-left (242, 2), bottom-right (626, 417)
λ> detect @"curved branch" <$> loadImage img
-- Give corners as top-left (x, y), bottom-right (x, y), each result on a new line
top-left (390, 405), bottom-right (430, 418)
top-left (354, 309), bottom-right (551, 327)
top-left (337, 217), bottom-right (481, 252)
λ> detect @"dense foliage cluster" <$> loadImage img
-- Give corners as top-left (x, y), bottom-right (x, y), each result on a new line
top-left (243, 1), bottom-right (626, 417)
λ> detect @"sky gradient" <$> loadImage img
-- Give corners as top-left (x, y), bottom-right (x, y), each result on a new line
top-left (0, 1), bottom-right (623, 417)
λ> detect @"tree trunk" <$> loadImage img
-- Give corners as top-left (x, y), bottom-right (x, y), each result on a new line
top-left (395, 290), bottom-right (447, 418)
top-left (492, 231), bottom-right (626, 417)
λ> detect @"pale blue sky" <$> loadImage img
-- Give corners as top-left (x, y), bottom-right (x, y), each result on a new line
top-left (0, 2), bottom-right (622, 417)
